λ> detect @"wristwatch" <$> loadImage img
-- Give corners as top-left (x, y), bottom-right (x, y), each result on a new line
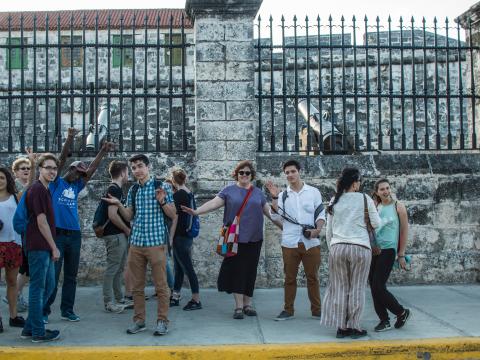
top-left (160, 201), bottom-right (167, 206)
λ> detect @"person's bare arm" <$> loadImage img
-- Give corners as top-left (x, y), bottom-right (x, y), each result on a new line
top-left (37, 213), bottom-right (60, 261)
top-left (397, 202), bottom-right (409, 269)
top-left (107, 205), bottom-right (131, 236)
top-left (58, 128), bottom-right (78, 174)
top-left (102, 195), bottom-right (134, 222)
top-left (181, 196), bottom-right (225, 216)
top-left (84, 142), bottom-right (115, 183)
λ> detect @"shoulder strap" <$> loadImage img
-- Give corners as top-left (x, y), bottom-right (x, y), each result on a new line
top-left (363, 193), bottom-right (372, 229)
top-left (236, 186), bottom-right (254, 219)
top-left (282, 190), bottom-right (288, 210)
top-left (131, 183), bottom-right (140, 215)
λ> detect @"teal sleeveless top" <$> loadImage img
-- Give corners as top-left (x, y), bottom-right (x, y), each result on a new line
top-left (375, 202), bottom-right (399, 251)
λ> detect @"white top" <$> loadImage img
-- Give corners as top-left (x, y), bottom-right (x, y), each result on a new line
top-left (270, 183), bottom-right (326, 251)
top-left (326, 192), bottom-right (380, 249)
top-left (0, 194), bottom-right (22, 246)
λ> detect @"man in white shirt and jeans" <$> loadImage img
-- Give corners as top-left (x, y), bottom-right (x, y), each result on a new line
top-left (266, 159), bottom-right (325, 321)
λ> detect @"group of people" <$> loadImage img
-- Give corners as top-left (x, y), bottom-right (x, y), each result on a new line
top-left (0, 128), bottom-right (411, 343)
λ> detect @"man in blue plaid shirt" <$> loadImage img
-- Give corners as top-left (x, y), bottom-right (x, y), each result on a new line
top-left (103, 154), bottom-right (177, 336)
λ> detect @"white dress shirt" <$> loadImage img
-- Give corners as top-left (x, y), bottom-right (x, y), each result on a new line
top-left (270, 183), bottom-right (326, 250)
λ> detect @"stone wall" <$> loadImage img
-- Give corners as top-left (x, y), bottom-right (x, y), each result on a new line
top-left (1, 152), bottom-right (478, 286)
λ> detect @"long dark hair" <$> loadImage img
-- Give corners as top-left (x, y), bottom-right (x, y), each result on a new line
top-left (372, 178), bottom-right (390, 204)
top-left (0, 167), bottom-right (17, 195)
top-left (327, 167), bottom-right (361, 215)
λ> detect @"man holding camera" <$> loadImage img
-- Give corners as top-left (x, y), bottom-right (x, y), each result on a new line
top-left (266, 159), bottom-right (325, 321)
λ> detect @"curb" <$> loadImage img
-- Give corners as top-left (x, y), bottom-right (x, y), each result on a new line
top-left (1, 337), bottom-right (480, 359)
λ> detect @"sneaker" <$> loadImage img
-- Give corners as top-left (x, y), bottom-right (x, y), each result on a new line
top-left (126, 322), bottom-right (146, 334)
top-left (153, 320), bottom-right (168, 336)
top-left (118, 298), bottom-right (134, 310)
top-left (274, 310), bottom-right (294, 321)
top-left (374, 319), bottom-right (392, 332)
top-left (312, 313), bottom-right (322, 320)
top-left (9, 316), bottom-right (25, 328)
top-left (351, 329), bottom-right (368, 339)
top-left (169, 297), bottom-right (180, 307)
top-left (17, 295), bottom-right (28, 313)
top-left (31, 329), bottom-right (60, 343)
top-left (61, 312), bottom-right (80, 322)
top-left (104, 302), bottom-right (125, 314)
top-left (20, 329), bottom-right (32, 339)
top-left (394, 309), bottom-right (411, 329)
top-left (336, 328), bottom-right (353, 338)
top-left (183, 300), bottom-right (202, 311)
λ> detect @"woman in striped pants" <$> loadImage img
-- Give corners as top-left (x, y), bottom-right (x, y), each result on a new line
top-left (320, 167), bottom-right (380, 339)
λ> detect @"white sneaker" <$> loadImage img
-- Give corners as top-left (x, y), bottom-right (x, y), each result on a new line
top-left (104, 302), bottom-right (125, 314)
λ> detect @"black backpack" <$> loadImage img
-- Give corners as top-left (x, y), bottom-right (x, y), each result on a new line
top-left (92, 183), bottom-right (120, 238)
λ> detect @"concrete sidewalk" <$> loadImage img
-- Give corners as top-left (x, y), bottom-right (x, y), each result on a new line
top-left (0, 284), bottom-right (479, 347)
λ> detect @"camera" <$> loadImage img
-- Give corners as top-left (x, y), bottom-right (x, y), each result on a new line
top-left (302, 225), bottom-right (315, 238)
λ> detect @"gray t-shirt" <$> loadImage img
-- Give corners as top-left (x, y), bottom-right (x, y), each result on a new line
top-left (218, 184), bottom-right (266, 244)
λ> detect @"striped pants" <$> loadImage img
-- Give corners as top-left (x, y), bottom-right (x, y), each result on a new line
top-left (320, 243), bottom-right (372, 330)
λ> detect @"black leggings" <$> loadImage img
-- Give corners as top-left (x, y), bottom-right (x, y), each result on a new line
top-left (369, 248), bottom-right (404, 321)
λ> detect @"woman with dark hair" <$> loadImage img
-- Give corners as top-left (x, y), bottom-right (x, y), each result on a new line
top-left (169, 168), bottom-right (202, 311)
top-left (320, 167), bottom-right (380, 339)
top-left (369, 178), bottom-right (410, 332)
top-left (182, 160), bottom-right (272, 319)
top-left (0, 167), bottom-right (26, 332)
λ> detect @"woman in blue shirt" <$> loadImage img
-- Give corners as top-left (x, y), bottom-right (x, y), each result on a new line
top-left (369, 178), bottom-right (411, 332)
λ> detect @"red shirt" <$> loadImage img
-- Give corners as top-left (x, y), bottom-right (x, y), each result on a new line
top-left (25, 180), bottom-right (56, 252)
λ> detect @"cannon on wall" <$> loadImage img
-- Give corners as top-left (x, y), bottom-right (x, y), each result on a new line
top-left (297, 99), bottom-right (354, 155)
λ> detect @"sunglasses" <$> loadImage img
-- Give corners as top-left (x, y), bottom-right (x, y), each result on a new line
top-left (18, 167), bottom-right (30, 171)
top-left (238, 171), bottom-right (251, 176)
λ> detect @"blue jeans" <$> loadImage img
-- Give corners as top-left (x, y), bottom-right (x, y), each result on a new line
top-left (24, 250), bottom-right (55, 337)
top-left (173, 236), bottom-right (199, 294)
top-left (44, 230), bottom-right (81, 316)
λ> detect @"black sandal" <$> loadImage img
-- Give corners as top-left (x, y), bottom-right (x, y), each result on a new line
top-left (242, 305), bottom-right (257, 316)
top-left (233, 308), bottom-right (244, 319)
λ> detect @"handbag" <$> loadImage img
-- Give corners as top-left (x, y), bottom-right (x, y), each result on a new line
top-left (216, 186), bottom-right (254, 257)
top-left (363, 193), bottom-right (378, 249)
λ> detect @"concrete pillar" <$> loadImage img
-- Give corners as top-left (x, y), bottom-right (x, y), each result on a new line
top-left (457, 3), bottom-right (480, 148)
top-left (186, 0), bottom-right (262, 190)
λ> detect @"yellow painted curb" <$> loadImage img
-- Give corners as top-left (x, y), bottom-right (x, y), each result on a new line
top-left (1, 337), bottom-right (480, 360)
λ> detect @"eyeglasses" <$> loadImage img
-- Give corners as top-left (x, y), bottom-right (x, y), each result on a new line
top-left (18, 167), bottom-right (30, 171)
top-left (41, 166), bottom-right (58, 171)
top-left (238, 171), bottom-right (251, 176)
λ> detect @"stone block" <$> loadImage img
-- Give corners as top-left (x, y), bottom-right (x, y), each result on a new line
top-left (196, 81), bottom-right (225, 100)
top-left (195, 20), bottom-right (225, 42)
top-left (196, 62), bottom-right (225, 81)
top-left (408, 203), bottom-right (434, 225)
top-left (225, 41), bottom-right (255, 62)
top-left (197, 120), bottom-right (255, 141)
top-left (428, 153), bottom-right (480, 175)
top-left (226, 61), bottom-right (255, 81)
top-left (196, 42), bottom-right (226, 62)
top-left (224, 81), bottom-right (255, 101)
top-left (226, 101), bottom-right (257, 121)
top-left (197, 101), bottom-right (226, 121)
top-left (224, 21), bottom-right (254, 41)
top-left (225, 140), bottom-right (257, 160)
top-left (373, 154), bottom-right (431, 175)
top-left (195, 160), bottom-right (243, 180)
top-left (395, 177), bottom-right (436, 201)
top-left (196, 140), bottom-right (226, 160)
top-left (434, 178), bottom-right (462, 203)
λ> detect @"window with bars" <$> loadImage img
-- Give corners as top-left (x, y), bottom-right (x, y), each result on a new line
top-left (112, 34), bottom-right (134, 67)
top-left (165, 34), bottom-right (184, 66)
top-left (6, 37), bottom-right (28, 70)
top-left (61, 35), bottom-right (83, 67)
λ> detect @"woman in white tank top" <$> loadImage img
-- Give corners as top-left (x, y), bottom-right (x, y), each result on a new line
top-left (0, 167), bottom-right (25, 331)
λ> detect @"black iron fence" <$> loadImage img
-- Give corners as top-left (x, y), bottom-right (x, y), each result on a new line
top-left (255, 15), bottom-right (478, 154)
top-left (0, 10), bottom-right (194, 154)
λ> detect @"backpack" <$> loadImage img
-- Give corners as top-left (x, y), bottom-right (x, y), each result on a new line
top-left (13, 190), bottom-right (30, 236)
top-left (92, 183), bottom-right (120, 238)
top-left (185, 192), bottom-right (200, 238)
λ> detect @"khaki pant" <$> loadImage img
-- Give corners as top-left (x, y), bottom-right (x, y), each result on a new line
top-left (282, 243), bottom-right (321, 316)
top-left (102, 233), bottom-right (128, 304)
top-left (127, 245), bottom-right (170, 323)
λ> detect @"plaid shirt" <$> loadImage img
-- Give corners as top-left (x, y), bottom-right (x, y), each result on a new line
top-left (126, 177), bottom-right (174, 247)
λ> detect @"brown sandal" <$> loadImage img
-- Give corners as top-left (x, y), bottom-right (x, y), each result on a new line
top-left (243, 305), bottom-right (257, 316)
top-left (233, 308), bottom-right (244, 319)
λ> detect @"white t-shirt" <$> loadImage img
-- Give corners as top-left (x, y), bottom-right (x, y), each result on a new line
top-left (326, 192), bottom-right (380, 249)
top-left (270, 183), bottom-right (326, 250)
top-left (0, 194), bottom-right (22, 246)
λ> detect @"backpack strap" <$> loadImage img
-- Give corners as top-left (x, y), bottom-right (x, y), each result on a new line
top-left (282, 190), bottom-right (288, 214)
top-left (130, 183), bottom-right (140, 216)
